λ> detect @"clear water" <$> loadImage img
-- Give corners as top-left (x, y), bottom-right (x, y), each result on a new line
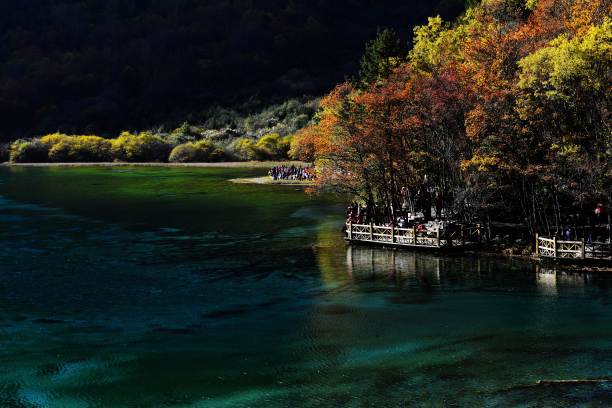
top-left (0, 166), bottom-right (611, 407)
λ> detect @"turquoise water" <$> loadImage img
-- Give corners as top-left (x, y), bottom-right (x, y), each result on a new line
top-left (0, 166), bottom-right (611, 407)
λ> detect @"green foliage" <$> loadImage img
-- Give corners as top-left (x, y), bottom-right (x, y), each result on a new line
top-left (202, 98), bottom-right (320, 139)
top-left (410, 14), bottom-right (471, 72)
top-left (47, 136), bottom-right (112, 162)
top-left (9, 139), bottom-right (48, 163)
top-left (2, 97), bottom-right (319, 164)
top-left (5, 126), bottom-right (296, 163)
top-left (356, 28), bottom-right (407, 89)
top-left (168, 141), bottom-right (226, 163)
top-left (111, 132), bottom-right (171, 162)
top-left (230, 138), bottom-right (257, 161)
top-left (203, 106), bottom-right (241, 130)
top-left (465, 0), bottom-right (480, 9)
top-left (167, 122), bottom-right (197, 146)
top-left (255, 133), bottom-right (292, 160)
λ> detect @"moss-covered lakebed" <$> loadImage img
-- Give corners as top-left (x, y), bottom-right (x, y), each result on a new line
top-left (1, 165), bottom-right (612, 407)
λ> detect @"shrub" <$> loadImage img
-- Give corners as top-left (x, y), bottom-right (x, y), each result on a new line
top-left (169, 140), bottom-right (226, 163)
top-left (255, 133), bottom-right (292, 159)
top-left (167, 122), bottom-right (197, 146)
top-left (230, 138), bottom-right (257, 161)
top-left (40, 133), bottom-right (71, 147)
top-left (279, 135), bottom-right (292, 156)
top-left (47, 136), bottom-right (112, 162)
top-left (111, 131), bottom-right (170, 162)
top-left (9, 139), bottom-right (48, 163)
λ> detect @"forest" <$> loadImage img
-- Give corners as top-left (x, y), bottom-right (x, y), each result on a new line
top-left (0, 0), bottom-right (464, 141)
top-left (292, 0), bottom-right (611, 234)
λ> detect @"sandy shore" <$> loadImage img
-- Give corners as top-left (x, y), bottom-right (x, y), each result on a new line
top-left (229, 176), bottom-right (314, 186)
top-left (1, 161), bottom-right (309, 168)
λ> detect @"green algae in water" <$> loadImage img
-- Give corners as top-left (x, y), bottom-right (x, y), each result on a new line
top-left (0, 166), bottom-right (612, 407)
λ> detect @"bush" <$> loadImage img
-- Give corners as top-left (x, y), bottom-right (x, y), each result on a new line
top-left (9, 139), bottom-right (48, 163)
top-left (47, 136), bottom-right (112, 162)
top-left (40, 132), bottom-right (71, 147)
top-left (169, 140), bottom-right (226, 163)
top-left (255, 133), bottom-right (292, 159)
top-left (167, 122), bottom-right (197, 146)
top-left (230, 138), bottom-right (257, 161)
top-left (111, 131), bottom-right (170, 162)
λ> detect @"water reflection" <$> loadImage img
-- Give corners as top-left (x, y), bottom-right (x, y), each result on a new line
top-left (347, 246), bottom-right (440, 283)
top-left (303, 245), bottom-right (612, 406)
top-left (2, 167), bottom-right (612, 407)
top-left (344, 246), bottom-right (611, 296)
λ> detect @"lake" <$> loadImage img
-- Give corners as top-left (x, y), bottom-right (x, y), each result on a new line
top-left (1, 166), bottom-right (611, 407)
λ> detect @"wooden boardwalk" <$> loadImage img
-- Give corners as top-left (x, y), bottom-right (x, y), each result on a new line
top-left (536, 235), bottom-right (611, 261)
top-left (345, 222), bottom-right (481, 250)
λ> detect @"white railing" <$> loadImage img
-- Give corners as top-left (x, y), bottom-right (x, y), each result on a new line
top-left (536, 235), bottom-right (611, 260)
top-left (346, 223), bottom-right (480, 248)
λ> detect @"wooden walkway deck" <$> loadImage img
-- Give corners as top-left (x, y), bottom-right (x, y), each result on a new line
top-left (345, 222), bottom-right (481, 250)
top-left (536, 235), bottom-right (611, 261)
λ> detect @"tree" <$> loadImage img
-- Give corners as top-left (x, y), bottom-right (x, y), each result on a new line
top-left (355, 28), bottom-right (407, 89)
top-left (302, 0), bottom-right (611, 232)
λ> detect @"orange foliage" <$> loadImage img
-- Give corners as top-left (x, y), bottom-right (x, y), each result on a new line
top-left (300, 0), bottom-right (610, 225)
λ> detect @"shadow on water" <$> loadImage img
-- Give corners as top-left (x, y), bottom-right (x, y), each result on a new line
top-left (0, 166), bottom-right (612, 407)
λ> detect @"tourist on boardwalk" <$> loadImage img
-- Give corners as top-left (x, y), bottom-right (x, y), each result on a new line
top-left (595, 202), bottom-right (606, 226)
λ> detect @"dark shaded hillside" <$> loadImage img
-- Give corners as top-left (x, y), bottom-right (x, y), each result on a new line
top-left (0, 0), bottom-right (464, 140)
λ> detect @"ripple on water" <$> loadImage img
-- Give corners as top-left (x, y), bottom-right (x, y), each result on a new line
top-left (1, 169), bottom-right (612, 407)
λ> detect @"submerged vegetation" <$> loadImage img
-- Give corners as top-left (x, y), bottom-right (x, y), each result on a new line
top-left (293, 0), bottom-right (611, 234)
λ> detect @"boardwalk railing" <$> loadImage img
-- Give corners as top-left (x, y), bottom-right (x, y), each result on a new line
top-left (535, 235), bottom-right (611, 260)
top-left (346, 223), bottom-right (481, 248)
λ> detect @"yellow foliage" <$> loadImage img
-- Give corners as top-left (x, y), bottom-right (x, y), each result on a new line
top-left (461, 154), bottom-right (501, 172)
top-left (46, 135), bottom-right (112, 162)
top-left (40, 133), bottom-right (71, 147)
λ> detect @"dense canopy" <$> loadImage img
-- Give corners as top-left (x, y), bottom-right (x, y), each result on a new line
top-left (292, 0), bottom-right (611, 232)
top-left (0, 0), bottom-right (464, 141)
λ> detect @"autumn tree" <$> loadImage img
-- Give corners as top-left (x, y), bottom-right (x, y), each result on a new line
top-left (298, 0), bottom-right (611, 232)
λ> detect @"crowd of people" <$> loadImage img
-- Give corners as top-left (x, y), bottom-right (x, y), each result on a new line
top-left (345, 198), bottom-right (610, 244)
top-left (269, 165), bottom-right (315, 181)
top-left (345, 202), bottom-right (445, 241)
top-left (345, 183), bottom-right (448, 226)
top-left (399, 185), bottom-right (445, 221)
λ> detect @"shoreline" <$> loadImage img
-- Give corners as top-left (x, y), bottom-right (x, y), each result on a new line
top-left (0, 161), bottom-right (309, 169)
top-left (229, 176), bottom-right (314, 186)
top-left (4, 160), bottom-right (608, 271)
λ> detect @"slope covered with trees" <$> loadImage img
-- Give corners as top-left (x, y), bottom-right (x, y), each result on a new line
top-left (0, 0), bottom-right (464, 141)
top-left (292, 0), bottom-right (611, 233)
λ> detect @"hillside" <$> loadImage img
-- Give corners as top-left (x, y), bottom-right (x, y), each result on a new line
top-left (0, 0), bottom-right (465, 141)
